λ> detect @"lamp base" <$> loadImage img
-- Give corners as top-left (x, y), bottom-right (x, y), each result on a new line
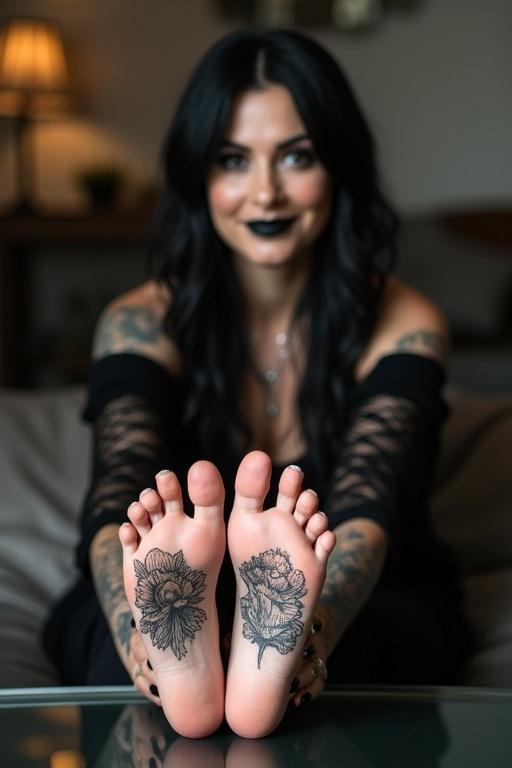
top-left (1, 198), bottom-right (37, 218)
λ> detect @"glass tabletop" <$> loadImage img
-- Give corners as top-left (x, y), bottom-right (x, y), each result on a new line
top-left (1, 684), bottom-right (511, 768)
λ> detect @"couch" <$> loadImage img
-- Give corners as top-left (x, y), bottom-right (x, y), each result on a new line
top-left (1, 383), bottom-right (512, 688)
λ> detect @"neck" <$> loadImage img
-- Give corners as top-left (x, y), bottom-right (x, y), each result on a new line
top-left (233, 252), bottom-right (313, 334)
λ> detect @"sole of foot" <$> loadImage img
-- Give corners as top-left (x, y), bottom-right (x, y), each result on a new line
top-left (119, 461), bottom-right (226, 738)
top-left (225, 451), bottom-right (336, 738)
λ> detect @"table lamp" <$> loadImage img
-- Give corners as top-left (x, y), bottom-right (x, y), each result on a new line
top-left (0, 18), bottom-right (72, 214)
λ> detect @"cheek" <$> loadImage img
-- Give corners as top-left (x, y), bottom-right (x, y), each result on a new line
top-left (208, 177), bottom-right (244, 218)
top-left (289, 172), bottom-right (331, 210)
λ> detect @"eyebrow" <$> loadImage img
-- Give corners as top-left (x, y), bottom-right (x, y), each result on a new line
top-left (219, 132), bottom-right (311, 152)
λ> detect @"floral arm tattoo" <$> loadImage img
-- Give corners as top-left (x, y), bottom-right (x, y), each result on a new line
top-left (92, 533), bottom-right (133, 657)
top-left (238, 548), bottom-right (307, 668)
top-left (394, 329), bottom-right (447, 360)
top-left (134, 548), bottom-right (207, 660)
top-left (317, 524), bottom-right (386, 654)
top-left (93, 306), bottom-right (161, 358)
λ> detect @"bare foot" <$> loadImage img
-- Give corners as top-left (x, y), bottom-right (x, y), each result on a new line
top-left (225, 451), bottom-right (336, 738)
top-left (119, 462), bottom-right (226, 738)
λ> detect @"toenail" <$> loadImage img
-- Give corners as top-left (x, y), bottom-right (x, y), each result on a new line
top-left (287, 464), bottom-right (303, 473)
top-left (312, 620), bottom-right (323, 634)
top-left (150, 684), bottom-right (159, 697)
top-left (306, 488), bottom-right (318, 497)
top-left (156, 469), bottom-right (171, 477)
top-left (300, 692), bottom-right (312, 706)
top-left (290, 677), bottom-right (300, 694)
top-left (130, 617), bottom-right (135, 628)
top-left (140, 487), bottom-right (153, 497)
top-left (128, 503), bottom-right (138, 510)
top-left (147, 659), bottom-right (153, 671)
top-left (318, 510), bottom-right (327, 516)
top-left (302, 644), bottom-right (315, 660)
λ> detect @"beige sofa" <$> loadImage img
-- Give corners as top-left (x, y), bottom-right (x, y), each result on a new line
top-left (0, 384), bottom-right (511, 688)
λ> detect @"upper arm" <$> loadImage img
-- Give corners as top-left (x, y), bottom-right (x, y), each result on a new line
top-left (354, 277), bottom-right (449, 383)
top-left (92, 279), bottom-right (182, 377)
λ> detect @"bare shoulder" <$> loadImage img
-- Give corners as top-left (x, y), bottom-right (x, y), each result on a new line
top-left (92, 279), bottom-right (181, 376)
top-left (354, 276), bottom-right (449, 383)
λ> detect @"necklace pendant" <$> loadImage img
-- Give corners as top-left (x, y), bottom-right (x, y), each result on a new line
top-left (265, 402), bottom-right (279, 417)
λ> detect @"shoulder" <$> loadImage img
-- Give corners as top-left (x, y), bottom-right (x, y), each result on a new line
top-left (354, 276), bottom-right (449, 383)
top-left (92, 279), bottom-right (182, 377)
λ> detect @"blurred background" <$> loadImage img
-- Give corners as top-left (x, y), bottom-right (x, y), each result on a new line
top-left (0, 0), bottom-right (510, 389)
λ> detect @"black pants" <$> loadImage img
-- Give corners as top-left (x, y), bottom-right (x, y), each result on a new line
top-left (43, 576), bottom-right (467, 687)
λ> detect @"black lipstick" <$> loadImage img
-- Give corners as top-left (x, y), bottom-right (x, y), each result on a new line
top-left (246, 218), bottom-right (296, 237)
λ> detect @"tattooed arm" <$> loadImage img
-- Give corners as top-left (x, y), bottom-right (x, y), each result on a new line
top-left (314, 518), bottom-right (387, 657)
top-left (90, 524), bottom-right (134, 668)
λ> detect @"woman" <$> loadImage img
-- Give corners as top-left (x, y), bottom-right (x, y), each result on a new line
top-left (44, 29), bottom-right (467, 739)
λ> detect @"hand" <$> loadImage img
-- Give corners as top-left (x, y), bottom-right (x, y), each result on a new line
top-left (289, 617), bottom-right (329, 707)
top-left (123, 620), bottom-right (161, 707)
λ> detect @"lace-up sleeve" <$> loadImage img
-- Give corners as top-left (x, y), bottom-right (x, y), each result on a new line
top-left (76, 354), bottom-right (185, 576)
top-left (325, 353), bottom-right (449, 566)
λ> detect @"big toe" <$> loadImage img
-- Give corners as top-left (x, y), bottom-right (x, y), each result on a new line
top-left (233, 450), bottom-right (272, 513)
top-left (188, 460), bottom-right (225, 520)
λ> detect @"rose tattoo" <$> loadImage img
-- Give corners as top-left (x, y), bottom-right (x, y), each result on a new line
top-left (134, 548), bottom-right (207, 660)
top-left (239, 548), bottom-right (307, 668)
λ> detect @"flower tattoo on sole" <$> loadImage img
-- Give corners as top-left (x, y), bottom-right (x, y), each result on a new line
top-left (134, 548), bottom-right (207, 660)
top-left (238, 548), bottom-right (307, 668)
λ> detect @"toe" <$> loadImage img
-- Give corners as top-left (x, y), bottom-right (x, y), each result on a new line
top-left (293, 488), bottom-right (318, 527)
top-left (188, 460), bottom-right (225, 520)
top-left (155, 469), bottom-right (184, 515)
top-left (314, 529), bottom-right (337, 565)
top-left (305, 511), bottom-right (329, 544)
top-left (275, 465), bottom-right (303, 513)
top-left (127, 500), bottom-right (152, 537)
top-left (233, 450), bottom-right (271, 513)
top-left (119, 521), bottom-right (139, 555)
top-left (139, 487), bottom-right (164, 523)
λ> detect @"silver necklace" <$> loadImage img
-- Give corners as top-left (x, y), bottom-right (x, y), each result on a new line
top-left (251, 330), bottom-right (291, 418)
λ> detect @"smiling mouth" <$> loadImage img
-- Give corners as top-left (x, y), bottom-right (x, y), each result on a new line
top-left (245, 218), bottom-right (297, 237)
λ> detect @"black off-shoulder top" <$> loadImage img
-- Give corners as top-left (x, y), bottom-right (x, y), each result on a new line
top-left (76, 351), bottom-right (456, 602)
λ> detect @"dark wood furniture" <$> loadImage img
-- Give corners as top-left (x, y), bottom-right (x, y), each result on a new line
top-left (0, 208), bottom-right (153, 387)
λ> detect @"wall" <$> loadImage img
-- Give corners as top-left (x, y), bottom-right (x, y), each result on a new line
top-left (0, 0), bottom-right (511, 214)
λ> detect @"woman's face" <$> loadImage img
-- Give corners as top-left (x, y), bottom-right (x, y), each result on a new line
top-left (206, 84), bottom-right (332, 268)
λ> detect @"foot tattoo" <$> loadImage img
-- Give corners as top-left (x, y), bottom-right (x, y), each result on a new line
top-left (134, 548), bottom-right (207, 660)
top-left (238, 548), bottom-right (307, 668)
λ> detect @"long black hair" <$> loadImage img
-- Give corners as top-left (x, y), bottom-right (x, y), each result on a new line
top-left (153, 28), bottom-right (398, 482)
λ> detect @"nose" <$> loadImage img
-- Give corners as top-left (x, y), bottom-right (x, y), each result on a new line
top-left (251, 162), bottom-right (282, 209)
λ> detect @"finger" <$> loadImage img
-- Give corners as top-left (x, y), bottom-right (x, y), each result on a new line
top-left (289, 657), bottom-right (319, 695)
top-left (292, 669), bottom-right (326, 707)
top-left (134, 673), bottom-right (161, 707)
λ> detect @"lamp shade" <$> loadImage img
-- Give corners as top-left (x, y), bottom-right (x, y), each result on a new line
top-left (0, 18), bottom-right (71, 115)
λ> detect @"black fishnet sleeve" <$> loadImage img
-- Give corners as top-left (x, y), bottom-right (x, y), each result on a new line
top-left (76, 354), bottom-right (185, 577)
top-left (325, 353), bottom-right (449, 570)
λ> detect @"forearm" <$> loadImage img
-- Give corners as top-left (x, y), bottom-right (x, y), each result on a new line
top-left (90, 524), bottom-right (133, 665)
top-left (316, 518), bottom-right (388, 657)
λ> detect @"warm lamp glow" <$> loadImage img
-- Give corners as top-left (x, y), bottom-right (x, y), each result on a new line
top-left (0, 18), bottom-right (73, 212)
top-left (0, 19), bottom-right (70, 93)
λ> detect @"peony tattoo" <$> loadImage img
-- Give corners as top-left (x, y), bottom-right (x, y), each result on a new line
top-left (134, 548), bottom-right (207, 660)
top-left (239, 548), bottom-right (307, 668)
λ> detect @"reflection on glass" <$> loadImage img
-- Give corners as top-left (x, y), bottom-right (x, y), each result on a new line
top-left (92, 695), bottom-right (448, 768)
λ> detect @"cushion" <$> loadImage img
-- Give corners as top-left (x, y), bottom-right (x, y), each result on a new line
top-left (432, 389), bottom-right (512, 574)
top-left (432, 389), bottom-right (512, 686)
top-left (0, 386), bottom-right (89, 686)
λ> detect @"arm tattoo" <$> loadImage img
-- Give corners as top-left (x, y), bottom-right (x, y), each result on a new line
top-left (319, 528), bottom-right (384, 649)
top-left (134, 548), bottom-right (207, 660)
top-left (94, 306), bottom-right (160, 357)
top-left (93, 537), bottom-right (132, 653)
top-left (239, 548), bottom-right (307, 668)
top-left (394, 329), bottom-right (446, 358)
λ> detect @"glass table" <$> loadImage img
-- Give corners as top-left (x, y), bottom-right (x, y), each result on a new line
top-left (1, 685), bottom-right (511, 767)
